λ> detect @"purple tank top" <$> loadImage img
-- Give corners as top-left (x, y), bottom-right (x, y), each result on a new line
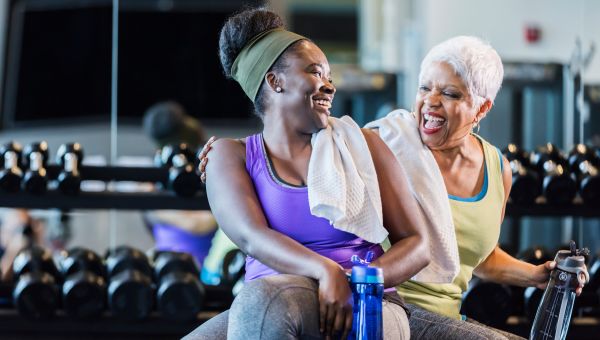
top-left (244, 134), bottom-right (383, 281)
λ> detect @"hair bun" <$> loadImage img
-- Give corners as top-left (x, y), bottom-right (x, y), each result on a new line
top-left (218, 8), bottom-right (284, 77)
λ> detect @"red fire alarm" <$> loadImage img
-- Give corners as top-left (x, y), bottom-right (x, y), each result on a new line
top-left (525, 24), bottom-right (542, 44)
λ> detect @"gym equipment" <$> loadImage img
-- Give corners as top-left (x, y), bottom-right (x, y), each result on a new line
top-left (530, 241), bottom-right (589, 340)
top-left (503, 143), bottom-right (540, 204)
top-left (588, 254), bottom-right (600, 296)
top-left (59, 247), bottom-right (106, 319)
top-left (154, 251), bottom-right (205, 321)
top-left (201, 248), bottom-right (245, 311)
top-left (568, 144), bottom-right (600, 203)
top-left (518, 246), bottom-right (552, 266)
top-left (0, 141), bottom-right (23, 192)
top-left (56, 143), bottom-right (84, 195)
top-left (515, 246), bottom-right (553, 318)
top-left (22, 141), bottom-right (49, 194)
top-left (574, 253), bottom-right (600, 317)
top-left (530, 143), bottom-right (577, 205)
top-left (105, 246), bottom-right (154, 320)
top-left (460, 277), bottom-right (513, 328)
top-left (156, 143), bottom-right (202, 197)
top-left (12, 246), bottom-right (61, 319)
top-left (220, 248), bottom-right (246, 287)
top-left (524, 286), bottom-right (545, 322)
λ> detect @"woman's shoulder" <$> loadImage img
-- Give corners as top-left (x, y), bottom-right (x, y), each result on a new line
top-left (209, 137), bottom-right (247, 161)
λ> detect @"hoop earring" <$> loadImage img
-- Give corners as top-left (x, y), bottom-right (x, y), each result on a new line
top-left (472, 120), bottom-right (480, 134)
top-left (275, 86), bottom-right (282, 93)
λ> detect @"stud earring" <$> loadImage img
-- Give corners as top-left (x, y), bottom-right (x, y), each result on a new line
top-left (275, 86), bottom-right (282, 93)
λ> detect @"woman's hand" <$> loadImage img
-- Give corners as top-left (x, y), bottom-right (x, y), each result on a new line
top-left (317, 263), bottom-right (353, 339)
top-left (197, 136), bottom-right (217, 183)
top-left (531, 261), bottom-right (555, 290)
top-left (531, 261), bottom-right (587, 296)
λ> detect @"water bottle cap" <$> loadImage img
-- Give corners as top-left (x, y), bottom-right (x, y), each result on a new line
top-left (556, 255), bottom-right (586, 273)
top-left (351, 265), bottom-right (384, 284)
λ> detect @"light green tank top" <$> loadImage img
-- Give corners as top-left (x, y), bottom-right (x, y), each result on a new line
top-left (397, 135), bottom-right (505, 319)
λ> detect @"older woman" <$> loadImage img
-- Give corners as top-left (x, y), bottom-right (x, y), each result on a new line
top-left (185, 7), bottom-right (432, 340)
top-left (389, 36), bottom-right (532, 340)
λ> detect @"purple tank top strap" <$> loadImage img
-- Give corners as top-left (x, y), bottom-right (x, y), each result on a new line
top-left (245, 134), bottom-right (266, 177)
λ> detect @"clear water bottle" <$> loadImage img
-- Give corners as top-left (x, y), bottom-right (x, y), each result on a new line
top-left (529, 241), bottom-right (589, 340)
top-left (349, 251), bottom-right (384, 340)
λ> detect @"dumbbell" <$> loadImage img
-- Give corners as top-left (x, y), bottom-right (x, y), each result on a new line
top-left (503, 144), bottom-right (540, 205)
top-left (0, 142), bottom-right (24, 193)
top-left (524, 286), bottom-right (545, 322)
top-left (588, 254), bottom-right (600, 296)
top-left (568, 144), bottom-right (600, 203)
top-left (574, 253), bottom-right (600, 317)
top-left (460, 277), bottom-right (513, 328)
top-left (12, 246), bottom-right (61, 319)
top-left (221, 248), bottom-right (246, 288)
top-left (105, 246), bottom-right (154, 320)
top-left (154, 251), bottom-right (205, 321)
top-left (59, 247), bottom-right (106, 319)
top-left (202, 248), bottom-right (245, 311)
top-left (21, 141), bottom-right (49, 194)
top-left (56, 143), bottom-right (84, 195)
top-left (156, 143), bottom-right (202, 197)
top-left (515, 246), bottom-right (552, 318)
top-left (529, 143), bottom-right (577, 205)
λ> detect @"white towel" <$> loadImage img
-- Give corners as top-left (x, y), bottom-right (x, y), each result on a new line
top-left (308, 116), bottom-right (388, 244)
top-left (365, 109), bottom-right (459, 283)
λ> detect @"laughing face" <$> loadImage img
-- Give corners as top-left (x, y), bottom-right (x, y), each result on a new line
top-left (276, 40), bottom-right (335, 133)
top-left (416, 61), bottom-right (482, 150)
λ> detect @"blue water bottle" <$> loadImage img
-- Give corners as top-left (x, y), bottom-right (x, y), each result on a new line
top-left (349, 251), bottom-right (384, 340)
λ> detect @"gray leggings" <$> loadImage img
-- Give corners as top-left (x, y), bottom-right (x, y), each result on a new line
top-left (406, 303), bottom-right (525, 340)
top-left (183, 274), bottom-right (409, 340)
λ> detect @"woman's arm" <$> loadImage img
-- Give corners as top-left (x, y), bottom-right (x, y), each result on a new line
top-left (473, 245), bottom-right (553, 288)
top-left (361, 128), bottom-right (430, 288)
top-left (473, 156), bottom-right (576, 292)
top-left (204, 138), bottom-right (352, 337)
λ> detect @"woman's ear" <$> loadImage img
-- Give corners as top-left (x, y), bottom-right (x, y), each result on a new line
top-left (476, 99), bottom-right (493, 121)
top-left (265, 72), bottom-right (283, 93)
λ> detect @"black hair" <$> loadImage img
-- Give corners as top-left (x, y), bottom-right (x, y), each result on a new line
top-left (218, 7), bottom-right (303, 117)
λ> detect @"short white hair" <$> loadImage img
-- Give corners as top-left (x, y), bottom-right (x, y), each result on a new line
top-left (419, 36), bottom-right (504, 106)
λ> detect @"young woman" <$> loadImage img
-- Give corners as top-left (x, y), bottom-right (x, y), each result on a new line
top-left (185, 7), bottom-right (431, 340)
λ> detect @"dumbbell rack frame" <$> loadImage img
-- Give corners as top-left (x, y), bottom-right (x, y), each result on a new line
top-left (0, 165), bottom-right (209, 210)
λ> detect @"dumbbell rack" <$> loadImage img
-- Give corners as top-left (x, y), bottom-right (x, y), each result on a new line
top-left (0, 278), bottom-right (230, 339)
top-left (0, 309), bottom-right (217, 338)
top-left (0, 165), bottom-right (215, 339)
top-left (0, 165), bottom-right (210, 210)
top-left (502, 198), bottom-right (600, 339)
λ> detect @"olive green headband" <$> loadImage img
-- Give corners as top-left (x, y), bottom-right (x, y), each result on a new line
top-left (231, 28), bottom-right (306, 102)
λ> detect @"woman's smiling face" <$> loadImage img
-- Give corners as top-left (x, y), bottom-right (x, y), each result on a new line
top-left (275, 40), bottom-right (335, 134)
top-left (415, 61), bottom-right (481, 150)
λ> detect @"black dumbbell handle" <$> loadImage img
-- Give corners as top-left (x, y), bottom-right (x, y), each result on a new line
top-left (577, 160), bottom-right (599, 178)
top-left (171, 154), bottom-right (189, 168)
top-left (63, 153), bottom-right (79, 173)
top-left (27, 153), bottom-right (45, 172)
top-left (3, 151), bottom-right (20, 170)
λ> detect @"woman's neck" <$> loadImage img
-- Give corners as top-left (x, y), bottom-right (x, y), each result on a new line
top-left (431, 134), bottom-right (481, 169)
top-left (262, 114), bottom-right (312, 159)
